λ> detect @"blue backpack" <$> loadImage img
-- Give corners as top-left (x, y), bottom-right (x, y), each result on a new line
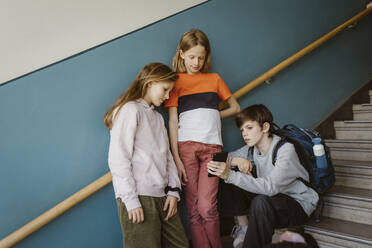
top-left (271, 124), bottom-right (335, 195)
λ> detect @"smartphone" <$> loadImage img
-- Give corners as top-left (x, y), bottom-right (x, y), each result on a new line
top-left (208, 152), bottom-right (228, 177)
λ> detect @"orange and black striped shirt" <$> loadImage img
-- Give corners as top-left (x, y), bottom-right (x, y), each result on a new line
top-left (165, 73), bottom-right (232, 145)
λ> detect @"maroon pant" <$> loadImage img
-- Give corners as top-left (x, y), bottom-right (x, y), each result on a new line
top-left (178, 141), bottom-right (222, 248)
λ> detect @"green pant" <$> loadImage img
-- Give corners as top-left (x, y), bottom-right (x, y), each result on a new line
top-left (117, 196), bottom-right (189, 248)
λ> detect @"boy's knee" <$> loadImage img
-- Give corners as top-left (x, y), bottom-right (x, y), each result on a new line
top-left (250, 195), bottom-right (272, 214)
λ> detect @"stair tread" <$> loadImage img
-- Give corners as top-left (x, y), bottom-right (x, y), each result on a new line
top-left (325, 139), bottom-right (372, 144)
top-left (305, 217), bottom-right (372, 244)
top-left (332, 159), bottom-right (372, 169)
top-left (328, 185), bottom-right (372, 202)
top-left (342, 120), bottom-right (372, 123)
top-left (332, 159), bottom-right (372, 168)
top-left (353, 103), bottom-right (372, 108)
top-left (329, 147), bottom-right (372, 152)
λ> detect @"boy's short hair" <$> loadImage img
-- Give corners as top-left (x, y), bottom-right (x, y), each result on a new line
top-left (235, 104), bottom-right (274, 134)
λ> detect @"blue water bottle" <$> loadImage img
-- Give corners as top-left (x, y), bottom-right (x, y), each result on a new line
top-left (312, 138), bottom-right (328, 169)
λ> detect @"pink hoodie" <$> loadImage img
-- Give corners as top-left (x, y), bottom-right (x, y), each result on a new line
top-left (108, 99), bottom-right (181, 211)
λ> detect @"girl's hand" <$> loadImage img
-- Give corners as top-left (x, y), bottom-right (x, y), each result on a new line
top-left (220, 96), bottom-right (240, 119)
top-left (207, 161), bottom-right (230, 180)
top-left (163, 195), bottom-right (178, 221)
top-left (231, 157), bottom-right (253, 175)
top-left (175, 159), bottom-right (188, 186)
top-left (128, 207), bottom-right (144, 224)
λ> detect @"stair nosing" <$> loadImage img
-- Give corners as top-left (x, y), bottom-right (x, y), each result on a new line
top-left (335, 172), bottom-right (372, 179)
top-left (305, 227), bottom-right (372, 245)
top-left (353, 103), bottom-right (372, 108)
top-left (327, 186), bottom-right (372, 203)
top-left (329, 147), bottom-right (372, 153)
top-left (334, 163), bottom-right (372, 169)
top-left (316, 240), bottom-right (346, 248)
top-left (325, 139), bottom-right (372, 144)
top-left (342, 120), bottom-right (372, 123)
top-left (332, 159), bottom-right (372, 167)
top-left (304, 217), bottom-right (372, 245)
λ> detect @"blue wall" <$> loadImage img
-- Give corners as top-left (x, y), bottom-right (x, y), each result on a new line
top-left (1, 0), bottom-right (372, 247)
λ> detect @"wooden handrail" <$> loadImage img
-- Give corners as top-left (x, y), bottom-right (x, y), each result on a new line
top-left (232, 6), bottom-right (372, 100)
top-left (1, 5), bottom-right (371, 248)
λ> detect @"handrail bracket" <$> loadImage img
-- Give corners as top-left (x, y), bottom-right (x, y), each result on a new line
top-left (265, 77), bottom-right (273, 85)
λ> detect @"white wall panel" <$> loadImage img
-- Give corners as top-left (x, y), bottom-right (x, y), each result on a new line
top-left (0, 0), bottom-right (207, 84)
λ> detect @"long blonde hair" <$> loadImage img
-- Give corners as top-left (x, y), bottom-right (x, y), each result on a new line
top-left (173, 29), bottom-right (211, 73)
top-left (104, 62), bottom-right (178, 130)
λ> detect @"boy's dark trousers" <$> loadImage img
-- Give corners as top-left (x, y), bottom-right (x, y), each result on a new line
top-left (219, 182), bottom-right (309, 248)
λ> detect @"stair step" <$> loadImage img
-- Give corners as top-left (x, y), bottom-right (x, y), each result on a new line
top-left (332, 159), bottom-right (372, 176)
top-left (316, 240), bottom-right (350, 248)
top-left (334, 121), bottom-right (372, 140)
top-left (324, 139), bottom-right (372, 148)
top-left (326, 140), bottom-right (372, 161)
top-left (332, 159), bottom-right (372, 190)
top-left (305, 217), bottom-right (372, 248)
top-left (353, 104), bottom-right (372, 110)
top-left (323, 186), bottom-right (372, 225)
top-left (330, 148), bottom-right (372, 162)
top-left (326, 139), bottom-right (372, 148)
top-left (343, 120), bottom-right (372, 123)
top-left (353, 104), bottom-right (372, 120)
top-left (335, 172), bottom-right (372, 190)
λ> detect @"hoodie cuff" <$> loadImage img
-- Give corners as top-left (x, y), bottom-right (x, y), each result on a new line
top-left (123, 196), bottom-right (141, 211)
top-left (225, 170), bottom-right (237, 184)
top-left (167, 191), bottom-right (181, 201)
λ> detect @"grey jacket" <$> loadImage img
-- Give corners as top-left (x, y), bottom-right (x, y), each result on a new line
top-left (225, 135), bottom-right (319, 216)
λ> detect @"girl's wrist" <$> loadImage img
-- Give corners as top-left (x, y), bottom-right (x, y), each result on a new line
top-left (175, 158), bottom-right (184, 167)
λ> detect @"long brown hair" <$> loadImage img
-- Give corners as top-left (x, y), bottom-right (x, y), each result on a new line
top-left (104, 62), bottom-right (178, 130)
top-left (173, 29), bottom-right (211, 73)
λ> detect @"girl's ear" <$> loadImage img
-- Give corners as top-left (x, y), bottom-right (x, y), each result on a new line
top-left (147, 82), bottom-right (153, 88)
top-left (180, 50), bottom-right (185, 59)
top-left (262, 122), bottom-right (270, 133)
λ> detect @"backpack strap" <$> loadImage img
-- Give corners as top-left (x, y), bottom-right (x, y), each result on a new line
top-left (247, 146), bottom-right (257, 178)
top-left (272, 136), bottom-right (288, 165)
top-left (248, 146), bottom-right (254, 159)
top-left (272, 135), bottom-right (314, 188)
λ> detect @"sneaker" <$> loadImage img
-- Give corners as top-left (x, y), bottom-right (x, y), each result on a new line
top-left (230, 225), bottom-right (248, 248)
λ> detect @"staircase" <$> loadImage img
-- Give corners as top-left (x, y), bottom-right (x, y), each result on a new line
top-left (221, 88), bottom-right (372, 248)
top-left (304, 90), bottom-right (372, 248)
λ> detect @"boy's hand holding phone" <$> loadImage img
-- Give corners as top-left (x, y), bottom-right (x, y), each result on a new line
top-left (208, 152), bottom-right (228, 177)
top-left (207, 152), bottom-right (232, 179)
top-left (231, 157), bottom-right (253, 175)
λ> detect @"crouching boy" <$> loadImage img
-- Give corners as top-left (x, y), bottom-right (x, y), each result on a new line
top-left (207, 104), bottom-right (319, 248)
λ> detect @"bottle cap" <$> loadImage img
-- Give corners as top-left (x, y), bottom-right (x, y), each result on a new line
top-left (312, 137), bottom-right (322, 144)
